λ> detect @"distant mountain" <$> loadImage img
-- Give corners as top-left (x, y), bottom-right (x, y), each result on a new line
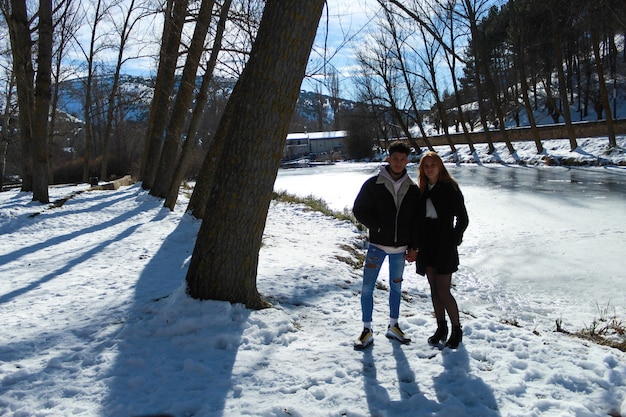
top-left (55, 74), bottom-right (155, 122)
top-left (54, 75), bottom-right (359, 131)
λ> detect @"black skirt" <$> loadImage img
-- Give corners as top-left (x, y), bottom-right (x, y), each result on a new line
top-left (417, 218), bottom-right (459, 276)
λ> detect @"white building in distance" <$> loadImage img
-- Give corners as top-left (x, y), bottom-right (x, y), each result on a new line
top-left (283, 130), bottom-right (348, 162)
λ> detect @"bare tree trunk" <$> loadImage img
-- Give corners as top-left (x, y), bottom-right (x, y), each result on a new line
top-left (100, 0), bottom-right (142, 181)
top-left (81, 0), bottom-right (105, 183)
top-left (165, 0), bottom-right (232, 211)
top-left (383, 78), bottom-right (417, 150)
top-left (1, 73), bottom-right (15, 190)
top-left (590, 28), bottom-right (617, 148)
top-left (6, 0), bottom-right (35, 191)
top-left (510, 0), bottom-right (543, 153)
top-left (30, 0), bottom-right (53, 203)
top-left (0, 138), bottom-right (7, 190)
top-left (49, 0), bottom-right (80, 184)
top-left (327, 69), bottom-right (342, 131)
top-left (151, 0), bottom-right (215, 198)
top-left (442, 2), bottom-right (474, 153)
top-left (384, 6), bottom-right (426, 153)
top-left (552, 13), bottom-right (578, 151)
top-left (186, 0), bottom-right (325, 308)
top-left (463, 0), bottom-right (495, 154)
top-left (313, 83), bottom-right (325, 131)
top-left (355, 30), bottom-right (419, 154)
top-left (416, 24), bottom-right (456, 154)
top-left (519, 61), bottom-right (543, 153)
top-left (140, 0), bottom-right (188, 189)
top-left (477, 28), bottom-right (514, 155)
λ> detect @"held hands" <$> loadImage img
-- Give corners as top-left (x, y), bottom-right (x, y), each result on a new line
top-left (405, 248), bottom-right (418, 263)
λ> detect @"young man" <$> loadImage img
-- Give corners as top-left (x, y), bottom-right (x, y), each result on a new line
top-left (352, 141), bottom-right (420, 349)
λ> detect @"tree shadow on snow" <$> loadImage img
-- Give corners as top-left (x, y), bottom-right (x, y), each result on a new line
top-left (0, 191), bottom-right (158, 306)
top-left (100, 213), bottom-right (248, 417)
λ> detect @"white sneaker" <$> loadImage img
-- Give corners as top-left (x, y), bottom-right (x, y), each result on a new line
top-left (385, 323), bottom-right (411, 344)
top-left (354, 328), bottom-right (373, 349)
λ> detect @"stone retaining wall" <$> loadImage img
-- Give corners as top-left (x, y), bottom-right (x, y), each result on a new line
top-left (423, 119), bottom-right (626, 147)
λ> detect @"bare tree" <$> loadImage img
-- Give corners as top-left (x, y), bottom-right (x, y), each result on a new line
top-left (381, 3), bottom-right (429, 153)
top-left (185, 0), bottom-right (325, 308)
top-left (31, 0), bottom-right (53, 202)
top-left (470, 0), bottom-right (514, 154)
top-left (416, 23), bottom-right (457, 154)
top-left (185, 0), bottom-right (263, 217)
top-left (550, 4), bottom-right (577, 151)
top-left (508, 0), bottom-right (543, 153)
top-left (353, 69), bottom-right (395, 150)
top-left (387, 0), bottom-right (464, 62)
top-left (1, 66), bottom-right (15, 190)
top-left (150, 0), bottom-right (215, 198)
top-left (140, 0), bottom-right (188, 189)
top-left (312, 82), bottom-right (325, 131)
top-left (49, 0), bottom-right (82, 182)
top-left (439, 0), bottom-right (476, 153)
top-left (587, 1), bottom-right (617, 148)
top-left (354, 25), bottom-right (417, 150)
top-left (326, 68), bottom-right (342, 130)
top-left (164, 0), bottom-right (233, 211)
top-left (458, 0), bottom-right (496, 153)
top-left (3, 0), bottom-right (53, 202)
top-left (2, 0), bottom-right (35, 192)
top-left (100, 0), bottom-right (149, 181)
top-left (75, 0), bottom-right (112, 183)
top-left (216, 0), bottom-right (263, 77)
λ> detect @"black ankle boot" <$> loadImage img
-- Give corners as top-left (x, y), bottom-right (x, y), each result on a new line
top-left (445, 324), bottom-right (462, 349)
top-left (427, 320), bottom-right (448, 345)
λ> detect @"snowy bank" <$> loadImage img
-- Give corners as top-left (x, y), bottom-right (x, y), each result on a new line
top-left (1, 136), bottom-right (625, 416)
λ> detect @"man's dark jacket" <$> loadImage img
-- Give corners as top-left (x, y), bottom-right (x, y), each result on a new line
top-left (353, 167), bottom-right (420, 248)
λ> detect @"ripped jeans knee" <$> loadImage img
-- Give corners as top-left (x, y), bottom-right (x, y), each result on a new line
top-left (361, 245), bottom-right (406, 322)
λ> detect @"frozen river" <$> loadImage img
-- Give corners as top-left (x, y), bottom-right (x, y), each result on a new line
top-left (274, 162), bottom-right (626, 333)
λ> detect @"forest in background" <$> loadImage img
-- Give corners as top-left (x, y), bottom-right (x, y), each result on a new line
top-left (1, 0), bottom-right (625, 194)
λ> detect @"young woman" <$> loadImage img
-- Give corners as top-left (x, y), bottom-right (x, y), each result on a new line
top-left (416, 151), bottom-right (469, 349)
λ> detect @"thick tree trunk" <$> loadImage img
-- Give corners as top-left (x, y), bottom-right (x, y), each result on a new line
top-left (31, 0), bottom-right (53, 203)
top-left (7, 0), bottom-right (35, 192)
top-left (185, 0), bottom-right (325, 308)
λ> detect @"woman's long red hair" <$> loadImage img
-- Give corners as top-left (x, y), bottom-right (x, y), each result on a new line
top-left (417, 151), bottom-right (458, 193)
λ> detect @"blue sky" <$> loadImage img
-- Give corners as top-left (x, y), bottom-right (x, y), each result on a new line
top-left (305, 0), bottom-right (379, 98)
top-left (110, 0), bottom-right (378, 94)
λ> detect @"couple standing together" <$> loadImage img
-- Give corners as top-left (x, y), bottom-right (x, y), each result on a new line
top-left (352, 141), bottom-right (469, 350)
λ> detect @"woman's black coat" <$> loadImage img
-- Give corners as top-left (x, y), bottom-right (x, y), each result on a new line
top-left (416, 181), bottom-right (469, 275)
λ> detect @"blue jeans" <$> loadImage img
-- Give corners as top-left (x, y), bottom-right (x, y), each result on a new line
top-left (361, 245), bottom-right (405, 323)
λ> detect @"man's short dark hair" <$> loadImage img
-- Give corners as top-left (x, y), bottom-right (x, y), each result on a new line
top-left (388, 141), bottom-right (411, 156)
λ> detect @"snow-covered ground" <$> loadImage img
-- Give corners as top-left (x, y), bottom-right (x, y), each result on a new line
top-left (0, 137), bottom-right (625, 416)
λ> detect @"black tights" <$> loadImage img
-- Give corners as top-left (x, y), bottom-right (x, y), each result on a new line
top-left (426, 267), bottom-right (460, 326)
